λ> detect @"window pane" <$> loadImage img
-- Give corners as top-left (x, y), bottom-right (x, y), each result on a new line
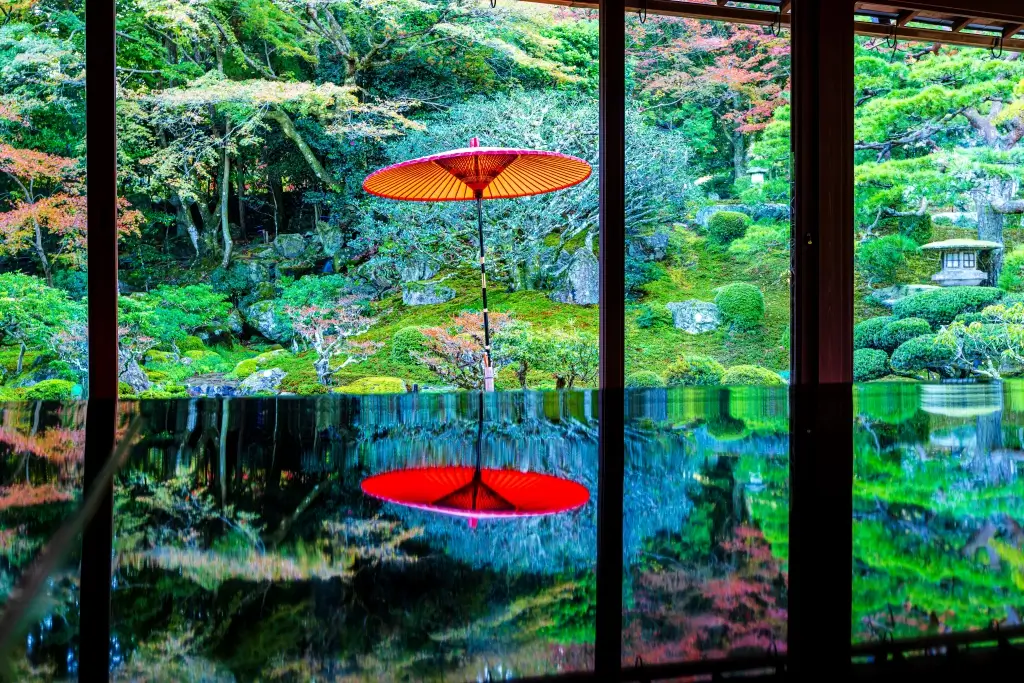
top-left (0, 7), bottom-right (88, 399)
top-left (624, 14), bottom-right (792, 391)
top-left (114, 1), bottom-right (600, 399)
top-left (853, 34), bottom-right (1023, 379)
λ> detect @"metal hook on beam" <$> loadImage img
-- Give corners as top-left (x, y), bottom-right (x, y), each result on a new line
top-left (637, 0), bottom-right (647, 25)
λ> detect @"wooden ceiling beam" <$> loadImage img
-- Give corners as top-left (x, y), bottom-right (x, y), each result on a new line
top-left (1003, 23), bottom-right (1024, 39)
top-left (779, 0), bottom-right (791, 14)
top-left (949, 16), bottom-right (972, 33)
top-left (896, 10), bottom-right (919, 27)
top-left (857, 20), bottom-right (1024, 51)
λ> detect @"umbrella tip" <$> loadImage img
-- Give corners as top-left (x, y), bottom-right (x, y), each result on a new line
top-left (470, 137), bottom-right (479, 148)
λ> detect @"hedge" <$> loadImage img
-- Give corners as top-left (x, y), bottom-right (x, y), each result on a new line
top-left (853, 348), bottom-right (890, 382)
top-left (663, 355), bottom-right (725, 386)
top-left (721, 365), bottom-right (785, 386)
top-left (706, 211), bottom-right (751, 246)
top-left (889, 334), bottom-right (957, 374)
top-left (892, 286), bottom-right (1003, 327)
top-left (625, 371), bottom-right (666, 388)
top-left (853, 316), bottom-right (893, 351)
top-left (714, 283), bottom-right (765, 330)
top-left (878, 317), bottom-right (932, 353)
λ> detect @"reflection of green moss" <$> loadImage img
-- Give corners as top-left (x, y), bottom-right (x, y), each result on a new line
top-left (334, 376), bottom-right (406, 395)
top-left (855, 383), bottom-right (920, 424)
top-left (707, 415), bottom-right (749, 441)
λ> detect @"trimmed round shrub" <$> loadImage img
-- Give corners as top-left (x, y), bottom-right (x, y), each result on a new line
top-left (856, 234), bottom-right (918, 285)
top-left (118, 382), bottom-right (138, 399)
top-left (179, 335), bottom-right (205, 351)
top-left (853, 348), bottom-right (889, 382)
top-left (853, 316), bottom-right (893, 351)
top-left (335, 376), bottom-right (406, 395)
top-left (22, 379), bottom-right (75, 400)
top-left (625, 371), bottom-right (666, 388)
top-left (721, 365), bottom-right (785, 386)
top-left (889, 334), bottom-right (957, 374)
top-left (892, 286), bottom-right (1003, 327)
top-left (663, 355), bottom-right (725, 386)
top-left (391, 326), bottom-right (428, 363)
top-left (231, 358), bottom-right (259, 379)
top-left (714, 283), bottom-right (765, 330)
top-left (706, 415), bottom-right (749, 441)
top-left (706, 210), bottom-right (751, 246)
top-left (999, 247), bottom-right (1024, 292)
top-left (878, 317), bottom-right (932, 353)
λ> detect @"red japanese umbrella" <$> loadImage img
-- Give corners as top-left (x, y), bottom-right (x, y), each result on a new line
top-left (361, 393), bottom-right (590, 527)
top-left (363, 138), bottom-right (591, 390)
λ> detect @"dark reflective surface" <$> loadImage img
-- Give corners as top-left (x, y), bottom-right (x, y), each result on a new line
top-left (6, 384), bottom-right (1024, 679)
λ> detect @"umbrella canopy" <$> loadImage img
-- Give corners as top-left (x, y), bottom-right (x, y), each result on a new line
top-left (362, 138), bottom-right (591, 201)
top-left (361, 466), bottom-right (590, 521)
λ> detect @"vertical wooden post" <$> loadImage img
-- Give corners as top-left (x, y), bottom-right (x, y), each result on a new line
top-left (81, 0), bottom-right (118, 679)
top-left (789, 0), bottom-right (854, 677)
top-left (597, 0), bottom-right (625, 677)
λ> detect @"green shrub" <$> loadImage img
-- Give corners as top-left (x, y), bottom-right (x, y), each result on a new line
top-left (889, 334), bottom-right (957, 374)
top-left (625, 371), bottom-right (665, 388)
top-left (118, 381), bottom-right (138, 399)
top-left (22, 380), bottom-right (76, 400)
top-left (391, 327), bottom-right (427, 363)
top-left (999, 247), bottom-right (1024, 292)
top-left (853, 348), bottom-right (889, 382)
top-left (706, 415), bottom-right (749, 441)
top-left (721, 365), bottom-right (785, 386)
top-left (727, 223), bottom-right (789, 259)
top-left (714, 283), bottom-right (765, 330)
top-left (139, 385), bottom-right (189, 399)
top-left (231, 359), bottom-right (259, 379)
top-left (706, 211), bottom-right (751, 246)
top-left (179, 335), bottom-right (205, 351)
top-left (856, 234), bottom-right (919, 285)
top-left (334, 376), bottom-right (407, 395)
top-left (144, 369), bottom-right (170, 383)
top-left (877, 317), bottom-right (931, 353)
top-left (892, 286), bottom-right (1003, 327)
top-left (853, 316), bottom-right (893, 350)
top-left (145, 350), bottom-right (172, 364)
top-left (634, 305), bottom-right (669, 329)
top-left (663, 355), bottom-right (725, 386)
top-left (881, 214), bottom-right (933, 245)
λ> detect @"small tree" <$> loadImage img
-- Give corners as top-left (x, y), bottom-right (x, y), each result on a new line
top-left (534, 326), bottom-right (599, 389)
top-left (416, 312), bottom-right (514, 389)
top-left (285, 297), bottom-right (378, 385)
top-left (0, 273), bottom-right (83, 374)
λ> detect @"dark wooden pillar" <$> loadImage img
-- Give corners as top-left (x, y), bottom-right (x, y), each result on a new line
top-left (81, 0), bottom-right (119, 678)
top-left (596, 0), bottom-right (625, 677)
top-left (792, 0), bottom-right (854, 384)
top-left (789, 1), bottom-right (855, 677)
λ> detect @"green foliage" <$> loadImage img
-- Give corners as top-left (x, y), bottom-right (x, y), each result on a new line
top-left (720, 365), bottom-right (785, 386)
top-left (999, 247), bottom-right (1024, 292)
top-left (878, 317), bottom-right (932, 353)
top-left (119, 382), bottom-right (139, 399)
top-left (856, 235), bottom-right (919, 285)
top-left (663, 355), bottom-right (725, 387)
top-left (714, 283), bottom-right (765, 330)
top-left (21, 379), bottom-right (75, 400)
top-left (853, 348), bottom-right (890, 382)
top-left (231, 359), bottom-right (259, 379)
top-left (391, 327), bottom-right (427, 363)
top-left (882, 214), bottom-right (933, 245)
top-left (853, 316), bottom-right (893, 351)
top-left (889, 334), bottom-right (957, 374)
top-left (334, 376), bottom-right (406, 394)
top-left (727, 222), bottom-right (789, 259)
top-left (625, 371), bottom-right (665, 388)
top-left (892, 287), bottom-right (1004, 327)
top-left (706, 211), bottom-right (751, 247)
top-left (179, 335), bottom-right (205, 351)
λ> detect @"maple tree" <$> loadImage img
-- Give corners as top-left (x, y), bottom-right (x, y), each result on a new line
top-left (416, 311), bottom-right (514, 389)
top-left (284, 296), bottom-right (379, 384)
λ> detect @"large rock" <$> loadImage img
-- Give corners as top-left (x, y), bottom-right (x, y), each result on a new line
top-left (695, 203), bottom-right (790, 228)
top-left (237, 368), bottom-right (286, 395)
top-left (186, 375), bottom-right (239, 398)
top-left (316, 221), bottom-right (343, 257)
top-left (642, 231), bottom-right (670, 261)
top-left (400, 258), bottom-right (439, 283)
top-left (402, 280), bottom-right (457, 306)
top-left (666, 301), bottom-right (721, 334)
top-left (550, 248), bottom-right (599, 305)
top-left (869, 284), bottom-right (941, 308)
top-left (224, 308), bottom-right (244, 335)
top-left (241, 300), bottom-right (293, 343)
top-left (274, 233), bottom-right (307, 259)
top-left (120, 360), bottom-right (152, 394)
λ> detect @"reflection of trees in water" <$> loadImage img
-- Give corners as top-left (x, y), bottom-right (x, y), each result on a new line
top-left (852, 381), bottom-right (1024, 643)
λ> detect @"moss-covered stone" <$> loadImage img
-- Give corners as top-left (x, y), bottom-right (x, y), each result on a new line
top-left (334, 376), bottom-right (407, 395)
top-left (22, 379), bottom-right (76, 400)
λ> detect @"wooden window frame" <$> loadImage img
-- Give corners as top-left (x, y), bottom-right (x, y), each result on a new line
top-left (79, 0), bottom-right (1024, 681)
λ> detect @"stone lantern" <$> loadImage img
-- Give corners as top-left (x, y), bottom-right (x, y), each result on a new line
top-left (747, 166), bottom-right (768, 185)
top-left (920, 238), bottom-right (1002, 287)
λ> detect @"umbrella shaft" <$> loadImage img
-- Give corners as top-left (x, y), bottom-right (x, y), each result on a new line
top-left (476, 196), bottom-right (492, 368)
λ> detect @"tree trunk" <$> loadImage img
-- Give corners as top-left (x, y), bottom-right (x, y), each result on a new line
top-left (975, 179), bottom-right (1015, 284)
top-left (265, 108), bottom-right (339, 190)
top-left (17, 341), bottom-right (25, 375)
top-left (269, 172), bottom-right (285, 237)
top-left (32, 219), bottom-right (52, 286)
top-left (732, 128), bottom-right (746, 185)
top-left (235, 157), bottom-right (247, 242)
top-left (220, 140), bottom-right (233, 268)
